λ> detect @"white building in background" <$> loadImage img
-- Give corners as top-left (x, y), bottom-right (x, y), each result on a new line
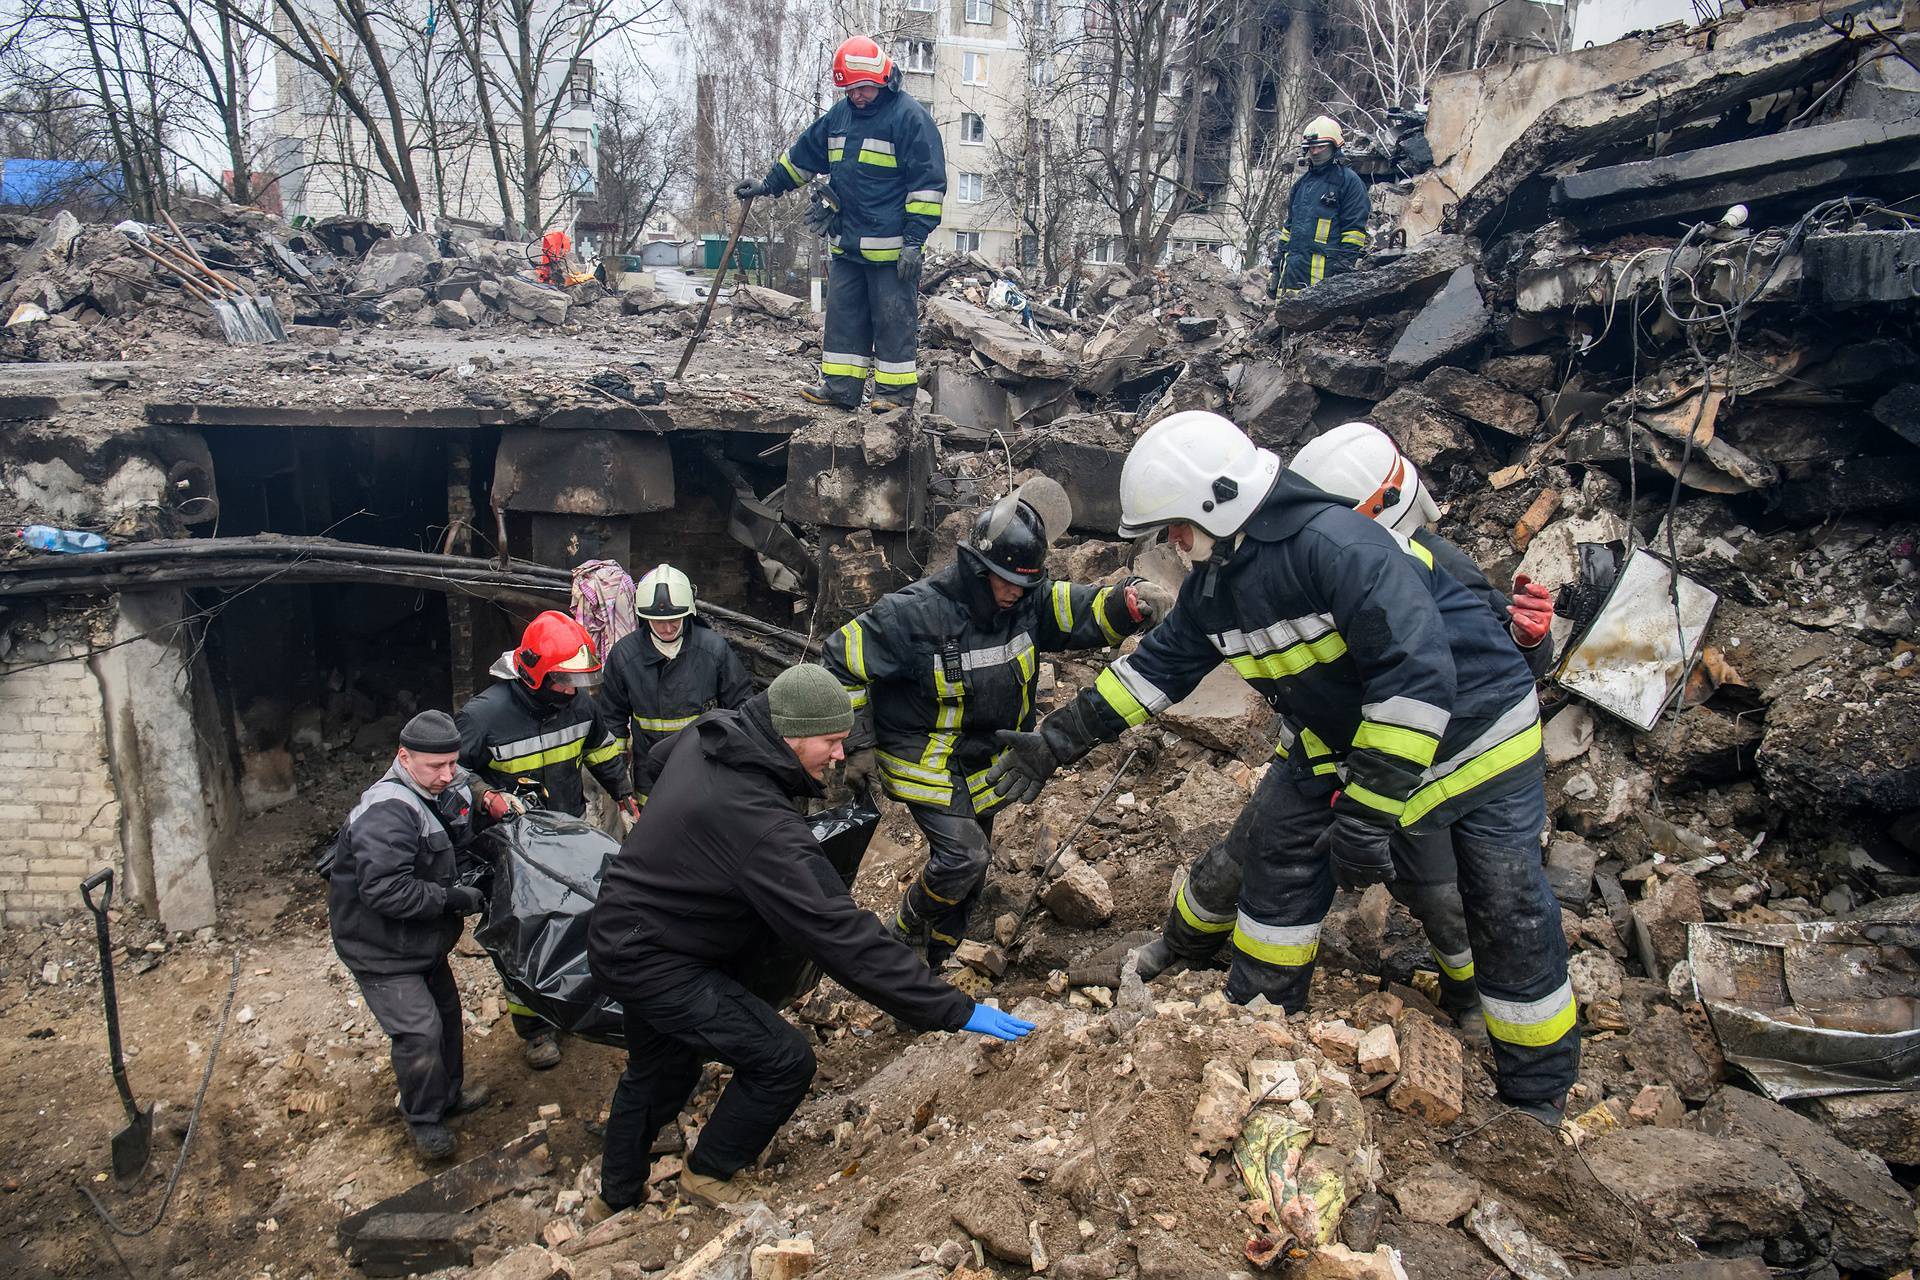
top-left (266, 2), bottom-right (600, 234)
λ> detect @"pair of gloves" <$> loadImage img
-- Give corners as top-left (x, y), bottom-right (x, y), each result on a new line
top-left (733, 178), bottom-right (923, 284)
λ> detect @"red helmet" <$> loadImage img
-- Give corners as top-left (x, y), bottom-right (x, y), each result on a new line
top-left (832, 36), bottom-right (892, 90)
top-left (496, 610), bottom-right (602, 693)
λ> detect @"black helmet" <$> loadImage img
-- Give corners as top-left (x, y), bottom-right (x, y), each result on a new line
top-left (959, 495), bottom-right (1047, 587)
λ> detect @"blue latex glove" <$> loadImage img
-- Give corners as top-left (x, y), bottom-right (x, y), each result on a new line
top-left (964, 1003), bottom-right (1036, 1041)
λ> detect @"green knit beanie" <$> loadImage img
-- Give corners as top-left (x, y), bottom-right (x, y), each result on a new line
top-left (768, 664), bottom-right (855, 738)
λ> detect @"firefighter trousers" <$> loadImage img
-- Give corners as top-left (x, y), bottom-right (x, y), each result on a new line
top-left (894, 804), bottom-right (995, 963)
top-left (1162, 790), bottom-right (1480, 1014)
top-left (821, 256), bottom-right (919, 405)
top-left (1217, 764), bottom-right (1577, 1103)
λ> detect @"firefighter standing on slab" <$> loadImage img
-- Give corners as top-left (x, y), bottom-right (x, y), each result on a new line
top-left (734, 35), bottom-right (945, 412)
top-left (986, 411), bottom-right (1578, 1125)
top-left (456, 610), bottom-right (635, 1070)
top-left (599, 564), bottom-right (754, 805)
top-left (821, 487), bottom-right (1172, 967)
top-left (1272, 116), bottom-right (1370, 296)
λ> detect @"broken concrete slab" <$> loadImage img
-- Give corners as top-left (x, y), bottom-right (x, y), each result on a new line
top-left (1367, 388), bottom-right (1478, 471)
top-left (784, 416), bottom-right (931, 533)
top-left (1297, 341), bottom-right (1388, 400)
top-left (1230, 361), bottom-right (1318, 447)
top-left (1384, 268), bottom-right (1489, 382)
top-left (335, 1133), bottom-right (554, 1259)
top-left (1463, 1199), bottom-right (1570, 1280)
top-left (1543, 837), bottom-right (1599, 911)
top-left (1801, 228), bottom-right (1920, 306)
top-left (731, 284), bottom-right (808, 322)
top-left (499, 276), bottom-right (570, 326)
top-left (1624, 1004), bottom-right (1720, 1103)
top-left (930, 366), bottom-right (1011, 433)
top-left (1554, 116), bottom-right (1920, 232)
top-left (925, 296), bottom-right (1075, 380)
top-left (1027, 433), bottom-right (1128, 535)
top-left (1388, 1161), bottom-right (1480, 1226)
top-left (1796, 1090), bottom-right (1920, 1166)
top-left (1158, 664), bottom-right (1279, 762)
top-left (1696, 1087), bottom-right (1917, 1275)
top-left (1405, 0), bottom-right (1903, 240)
top-left (493, 428), bottom-right (674, 516)
top-left (1418, 366), bottom-right (1539, 437)
top-left (1078, 320), bottom-right (1157, 397)
top-left (1265, 236), bottom-right (1475, 333)
top-left (1583, 1127), bottom-right (1805, 1247)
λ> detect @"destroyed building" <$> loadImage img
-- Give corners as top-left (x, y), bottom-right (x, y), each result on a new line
top-left (0, 0), bottom-right (1917, 1276)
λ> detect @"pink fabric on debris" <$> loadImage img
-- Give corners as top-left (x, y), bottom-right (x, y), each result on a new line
top-left (571, 560), bottom-right (636, 659)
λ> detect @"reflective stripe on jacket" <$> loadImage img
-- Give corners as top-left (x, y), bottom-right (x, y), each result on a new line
top-left (1076, 475), bottom-right (1541, 832)
top-left (456, 679), bottom-right (631, 815)
top-left (1274, 162), bottom-right (1369, 290)
top-left (760, 86), bottom-right (946, 262)
top-left (599, 620), bottom-right (754, 785)
top-left (822, 564), bottom-right (1142, 813)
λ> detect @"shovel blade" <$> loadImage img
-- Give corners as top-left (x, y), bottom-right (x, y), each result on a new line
top-left (111, 1107), bottom-right (153, 1187)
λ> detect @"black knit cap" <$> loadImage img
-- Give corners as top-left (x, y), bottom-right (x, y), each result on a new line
top-left (399, 710), bottom-right (462, 754)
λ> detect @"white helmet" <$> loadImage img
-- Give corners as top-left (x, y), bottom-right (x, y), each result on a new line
top-left (1288, 422), bottom-right (1441, 537)
top-left (1118, 411), bottom-right (1281, 540)
top-left (635, 563), bottom-right (696, 619)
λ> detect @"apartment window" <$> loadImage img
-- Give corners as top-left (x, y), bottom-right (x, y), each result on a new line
top-left (1088, 235), bottom-right (1116, 264)
top-left (567, 59), bottom-right (594, 107)
top-left (955, 230), bottom-right (982, 253)
top-left (965, 0), bottom-right (993, 23)
top-left (907, 0), bottom-right (934, 8)
top-left (957, 171), bottom-right (984, 202)
top-left (1031, 0), bottom-right (1050, 24)
top-left (960, 112), bottom-right (986, 144)
top-left (1019, 233), bottom-right (1038, 265)
top-left (1025, 117), bottom-right (1052, 151)
top-left (1159, 67), bottom-right (1175, 94)
top-left (1153, 177), bottom-right (1175, 211)
top-left (1030, 58), bottom-right (1055, 88)
top-left (1085, 115), bottom-right (1108, 150)
top-left (962, 51), bottom-right (988, 84)
top-left (905, 39), bottom-right (934, 72)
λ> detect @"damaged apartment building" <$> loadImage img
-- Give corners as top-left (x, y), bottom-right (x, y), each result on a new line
top-left (1, 0), bottom-right (1919, 1274)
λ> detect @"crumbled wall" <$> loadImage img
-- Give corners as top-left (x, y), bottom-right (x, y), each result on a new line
top-left (0, 627), bottom-right (121, 925)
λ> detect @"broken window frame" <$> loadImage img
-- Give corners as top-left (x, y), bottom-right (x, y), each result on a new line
top-left (960, 111), bottom-right (987, 144)
top-left (905, 39), bottom-right (935, 72)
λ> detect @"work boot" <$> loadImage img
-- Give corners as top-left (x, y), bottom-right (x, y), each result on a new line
top-left (444, 1085), bottom-right (492, 1119)
top-left (409, 1121), bottom-right (458, 1160)
top-left (523, 1031), bottom-right (563, 1070)
top-left (1128, 936), bottom-right (1178, 982)
top-left (679, 1169), bottom-right (768, 1208)
top-left (798, 383), bottom-right (859, 410)
top-left (870, 391), bottom-right (913, 414)
top-left (1450, 1003), bottom-right (1488, 1043)
top-left (1501, 1093), bottom-right (1567, 1131)
top-left (582, 1195), bottom-right (618, 1226)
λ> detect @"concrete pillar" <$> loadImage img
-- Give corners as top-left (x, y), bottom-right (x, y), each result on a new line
top-left (92, 589), bottom-right (238, 932)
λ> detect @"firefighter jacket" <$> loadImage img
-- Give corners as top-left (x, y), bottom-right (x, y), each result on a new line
top-left (599, 619), bottom-right (754, 789)
top-left (586, 695), bottom-right (976, 1033)
top-left (1067, 474), bottom-right (1542, 833)
top-left (823, 562), bottom-right (1147, 815)
top-left (1273, 161), bottom-right (1369, 291)
top-left (456, 678), bottom-right (631, 816)
top-left (759, 85), bottom-right (946, 265)
top-left (326, 760), bottom-right (487, 975)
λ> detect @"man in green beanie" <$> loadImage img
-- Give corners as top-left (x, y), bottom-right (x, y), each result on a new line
top-left (586, 664), bottom-right (1034, 1215)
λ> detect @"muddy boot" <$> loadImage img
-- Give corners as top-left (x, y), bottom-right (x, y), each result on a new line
top-left (1129, 936), bottom-right (1180, 982)
top-left (870, 390), bottom-right (913, 414)
top-left (523, 1031), bottom-right (563, 1070)
top-left (1501, 1093), bottom-right (1566, 1131)
top-left (444, 1085), bottom-right (492, 1118)
top-left (582, 1195), bottom-right (618, 1226)
top-left (679, 1169), bottom-right (768, 1208)
top-left (1450, 1002), bottom-right (1488, 1043)
top-left (798, 383), bottom-right (859, 410)
top-left (409, 1121), bottom-right (457, 1160)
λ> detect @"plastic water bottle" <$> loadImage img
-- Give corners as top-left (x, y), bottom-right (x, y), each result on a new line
top-left (19, 525), bottom-right (108, 553)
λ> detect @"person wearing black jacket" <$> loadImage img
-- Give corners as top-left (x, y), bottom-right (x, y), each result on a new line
top-left (327, 711), bottom-right (516, 1159)
top-left (586, 665), bottom-right (1034, 1215)
top-left (599, 564), bottom-right (754, 800)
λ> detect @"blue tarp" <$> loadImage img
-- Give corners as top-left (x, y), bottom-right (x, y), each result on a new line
top-left (0, 158), bottom-right (122, 208)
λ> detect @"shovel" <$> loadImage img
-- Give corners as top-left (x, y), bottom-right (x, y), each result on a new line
top-left (79, 868), bottom-right (153, 1187)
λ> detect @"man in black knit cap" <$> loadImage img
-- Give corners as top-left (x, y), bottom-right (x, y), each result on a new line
top-left (325, 710), bottom-right (519, 1159)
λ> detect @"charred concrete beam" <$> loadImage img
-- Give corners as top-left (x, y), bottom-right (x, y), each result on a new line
top-left (784, 415), bottom-right (931, 533)
top-left (492, 428), bottom-right (674, 516)
top-left (146, 401), bottom-right (516, 429)
top-left (1554, 117), bottom-right (1920, 232)
top-left (1407, 0), bottom-right (1905, 241)
top-left (1262, 236), bottom-right (1475, 334)
top-left (1801, 229), bottom-right (1920, 305)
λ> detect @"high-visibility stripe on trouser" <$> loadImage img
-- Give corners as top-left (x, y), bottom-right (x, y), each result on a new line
top-left (1448, 773), bottom-right (1580, 1103)
top-left (821, 256), bottom-right (876, 401)
top-left (1223, 765), bottom-right (1338, 1011)
top-left (1388, 827), bottom-right (1480, 1016)
top-left (898, 803), bottom-right (994, 953)
top-left (1160, 787), bottom-right (1260, 962)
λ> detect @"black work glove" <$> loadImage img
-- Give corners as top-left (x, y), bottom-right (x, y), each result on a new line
top-left (897, 244), bottom-right (923, 285)
top-left (986, 729), bottom-right (1060, 805)
top-left (1313, 813), bottom-right (1396, 891)
top-left (446, 885), bottom-right (485, 917)
top-left (734, 179), bottom-right (769, 201)
top-left (803, 197), bottom-right (838, 238)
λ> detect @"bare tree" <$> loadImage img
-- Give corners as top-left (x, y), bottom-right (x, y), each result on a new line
top-left (1329, 0), bottom-right (1470, 114)
top-left (595, 61), bottom-right (686, 253)
top-left (1213, 0), bottom-right (1313, 268)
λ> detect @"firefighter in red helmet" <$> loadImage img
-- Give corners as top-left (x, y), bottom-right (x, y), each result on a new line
top-left (733, 35), bottom-right (945, 413)
top-left (455, 610), bottom-right (634, 1069)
